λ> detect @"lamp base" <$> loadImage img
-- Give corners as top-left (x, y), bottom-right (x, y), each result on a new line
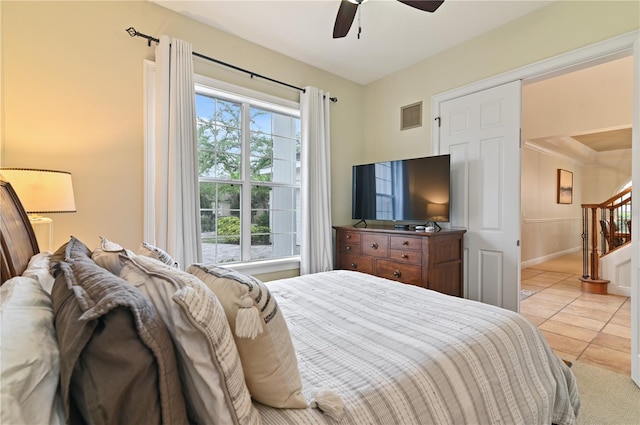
top-left (28, 215), bottom-right (53, 252)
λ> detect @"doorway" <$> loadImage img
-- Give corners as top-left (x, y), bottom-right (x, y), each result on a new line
top-left (432, 31), bottom-right (639, 386)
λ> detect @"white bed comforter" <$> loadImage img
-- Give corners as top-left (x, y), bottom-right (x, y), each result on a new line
top-left (255, 270), bottom-right (579, 425)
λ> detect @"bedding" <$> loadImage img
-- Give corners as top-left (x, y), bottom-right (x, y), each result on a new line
top-left (0, 276), bottom-right (64, 425)
top-left (49, 239), bottom-right (188, 425)
top-left (0, 177), bottom-right (580, 425)
top-left (255, 270), bottom-right (580, 425)
top-left (117, 252), bottom-right (261, 425)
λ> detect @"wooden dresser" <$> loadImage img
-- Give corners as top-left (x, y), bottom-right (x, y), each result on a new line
top-left (333, 226), bottom-right (466, 297)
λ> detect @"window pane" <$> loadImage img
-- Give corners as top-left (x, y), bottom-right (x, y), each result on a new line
top-left (197, 94), bottom-right (241, 179)
top-left (249, 107), bottom-right (300, 185)
top-left (196, 89), bottom-right (301, 265)
top-left (200, 182), bottom-right (242, 264)
top-left (250, 185), bottom-right (299, 260)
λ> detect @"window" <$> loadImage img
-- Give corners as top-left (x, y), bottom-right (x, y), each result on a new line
top-left (195, 81), bottom-right (301, 266)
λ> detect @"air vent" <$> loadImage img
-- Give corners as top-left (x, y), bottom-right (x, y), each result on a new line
top-left (401, 101), bottom-right (422, 131)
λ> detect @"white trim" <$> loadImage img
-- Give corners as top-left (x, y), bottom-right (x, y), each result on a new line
top-left (143, 60), bottom-right (156, 242)
top-left (631, 31), bottom-right (640, 387)
top-left (523, 140), bottom-right (588, 167)
top-left (523, 217), bottom-right (581, 224)
top-left (194, 73), bottom-right (299, 116)
top-left (224, 256), bottom-right (300, 276)
top-left (520, 246), bottom-right (581, 269)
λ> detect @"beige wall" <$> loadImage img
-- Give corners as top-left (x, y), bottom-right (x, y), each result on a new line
top-left (0, 1), bottom-right (364, 271)
top-left (2, 1), bottom-right (639, 275)
top-left (522, 56), bottom-right (633, 141)
top-left (362, 1), bottom-right (639, 161)
top-left (521, 147), bottom-right (584, 262)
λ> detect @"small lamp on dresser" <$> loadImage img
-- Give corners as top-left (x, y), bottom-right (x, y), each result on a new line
top-left (426, 203), bottom-right (448, 231)
top-left (0, 168), bottom-right (76, 252)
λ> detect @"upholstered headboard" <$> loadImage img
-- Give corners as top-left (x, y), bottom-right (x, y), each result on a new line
top-left (0, 177), bottom-right (40, 284)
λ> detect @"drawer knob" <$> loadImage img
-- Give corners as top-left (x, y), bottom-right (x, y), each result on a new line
top-left (346, 235), bottom-right (351, 239)
top-left (402, 240), bottom-right (409, 245)
top-left (351, 262), bottom-right (357, 268)
top-left (346, 246), bottom-right (351, 251)
top-left (370, 242), bottom-right (378, 249)
top-left (393, 269), bottom-right (401, 278)
top-left (401, 253), bottom-right (408, 259)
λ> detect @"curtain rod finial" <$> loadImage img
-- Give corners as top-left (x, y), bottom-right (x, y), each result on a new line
top-left (126, 27), bottom-right (137, 37)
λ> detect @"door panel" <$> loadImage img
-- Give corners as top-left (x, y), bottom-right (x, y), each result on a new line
top-left (440, 80), bottom-right (522, 312)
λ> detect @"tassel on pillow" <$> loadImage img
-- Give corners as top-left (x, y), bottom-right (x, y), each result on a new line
top-left (235, 294), bottom-right (263, 339)
top-left (311, 389), bottom-right (345, 420)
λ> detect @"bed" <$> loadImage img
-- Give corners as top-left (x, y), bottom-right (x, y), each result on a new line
top-left (0, 177), bottom-right (580, 425)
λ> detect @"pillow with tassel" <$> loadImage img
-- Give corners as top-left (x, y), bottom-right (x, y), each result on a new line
top-left (187, 264), bottom-right (307, 409)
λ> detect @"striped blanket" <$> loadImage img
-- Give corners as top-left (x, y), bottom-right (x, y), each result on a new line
top-left (256, 270), bottom-right (579, 425)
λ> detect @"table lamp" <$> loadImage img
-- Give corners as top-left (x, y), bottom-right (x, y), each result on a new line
top-left (426, 203), bottom-right (448, 231)
top-left (0, 168), bottom-right (76, 252)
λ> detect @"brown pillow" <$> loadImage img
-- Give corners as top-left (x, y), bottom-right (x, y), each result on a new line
top-left (50, 236), bottom-right (92, 276)
top-left (51, 256), bottom-right (188, 425)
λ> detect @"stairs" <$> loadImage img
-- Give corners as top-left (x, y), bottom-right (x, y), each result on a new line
top-left (580, 187), bottom-right (632, 294)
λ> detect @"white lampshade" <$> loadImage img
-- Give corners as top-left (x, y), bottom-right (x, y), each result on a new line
top-left (0, 168), bottom-right (76, 214)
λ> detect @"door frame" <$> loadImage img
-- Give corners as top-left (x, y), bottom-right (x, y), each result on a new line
top-left (431, 29), bottom-right (640, 386)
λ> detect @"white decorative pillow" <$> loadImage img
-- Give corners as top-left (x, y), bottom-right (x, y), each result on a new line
top-left (0, 276), bottom-right (65, 425)
top-left (22, 252), bottom-right (55, 293)
top-left (187, 264), bottom-right (307, 409)
top-left (119, 254), bottom-right (260, 425)
top-left (138, 241), bottom-right (180, 268)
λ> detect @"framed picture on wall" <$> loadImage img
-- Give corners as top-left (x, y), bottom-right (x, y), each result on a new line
top-left (557, 169), bottom-right (573, 204)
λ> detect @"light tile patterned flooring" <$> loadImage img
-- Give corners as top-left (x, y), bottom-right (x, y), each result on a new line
top-left (521, 253), bottom-right (631, 375)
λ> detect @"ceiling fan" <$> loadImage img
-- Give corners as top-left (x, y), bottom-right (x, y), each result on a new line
top-left (333, 0), bottom-right (445, 39)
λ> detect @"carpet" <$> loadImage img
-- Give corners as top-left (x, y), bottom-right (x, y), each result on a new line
top-left (572, 361), bottom-right (640, 424)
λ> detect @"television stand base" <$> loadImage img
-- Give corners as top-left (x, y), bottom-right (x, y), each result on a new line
top-left (353, 219), bottom-right (368, 228)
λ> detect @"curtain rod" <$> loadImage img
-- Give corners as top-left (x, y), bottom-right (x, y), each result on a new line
top-left (126, 27), bottom-right (338, 103)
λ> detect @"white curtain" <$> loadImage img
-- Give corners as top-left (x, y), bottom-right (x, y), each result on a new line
top-left (152, 36), bottom-right (202, 268)
top-left (300, 87), bottom-right (333, 274)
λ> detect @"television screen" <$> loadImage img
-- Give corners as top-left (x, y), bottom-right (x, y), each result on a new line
top-left (352, 154), bottom-right (450, 222)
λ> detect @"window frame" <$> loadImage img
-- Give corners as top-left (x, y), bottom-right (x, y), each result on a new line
top-left (144, 60), bottom-right (301, 275)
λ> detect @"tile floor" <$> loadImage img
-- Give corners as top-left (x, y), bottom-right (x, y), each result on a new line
top-left (521, 259), bottom-right (631, 375)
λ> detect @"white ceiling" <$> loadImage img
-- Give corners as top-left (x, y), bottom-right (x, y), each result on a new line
top-left (152, 0), bottom-right (554, 85)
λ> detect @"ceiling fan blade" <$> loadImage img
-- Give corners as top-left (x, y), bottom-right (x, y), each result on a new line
top-left (333, 0), bottom-right (359, 39)
top-left (397, 0), bottom-right (445, 13)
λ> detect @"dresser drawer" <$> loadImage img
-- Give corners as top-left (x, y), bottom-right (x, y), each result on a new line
top-left (376, 260), bottom-right (422, 286)
top-left (389, 249), bottom-right (422, 265)
top-left (337, 254), bottom-right (373, 274)
top-left (339, 243), bottom-right (361, 255)
top-left (390, 235), bottom-right (422, 251)
top-left (338, 231), bottom-right (361, 245)
top-left (362, 234), bottom-right (389, 257)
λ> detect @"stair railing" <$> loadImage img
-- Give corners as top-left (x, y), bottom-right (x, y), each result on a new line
top-left (580, 187), bottom-right (632, 290)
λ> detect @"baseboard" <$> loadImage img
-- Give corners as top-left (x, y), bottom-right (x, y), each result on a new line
top-left (520, 247), bottom-right (581, 269)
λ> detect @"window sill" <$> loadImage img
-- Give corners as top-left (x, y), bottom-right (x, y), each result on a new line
top-left (223, 256), bottom-right (301, 276)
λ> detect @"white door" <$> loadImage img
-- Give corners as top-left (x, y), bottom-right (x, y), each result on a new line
top-left (439, 80), bottom-right (522, 312)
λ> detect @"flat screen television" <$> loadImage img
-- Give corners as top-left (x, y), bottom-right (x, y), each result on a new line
top-left (352, 154), bottom-right (450, 224)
